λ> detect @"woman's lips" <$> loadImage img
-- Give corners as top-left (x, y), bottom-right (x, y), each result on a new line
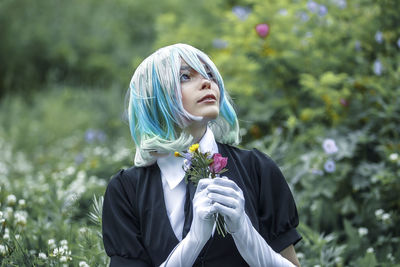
top-left (198, 94), bottom-right (217, 103)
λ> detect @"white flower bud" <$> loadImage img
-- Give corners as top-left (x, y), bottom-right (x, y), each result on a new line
top-left (358, 227), bottom-right (368, 237)
top-left (38, 252), bottom-right (47, 260)
top-left (6, 194), bottom-right (17, 206)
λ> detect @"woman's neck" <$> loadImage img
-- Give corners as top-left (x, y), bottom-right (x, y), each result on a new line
top-left (184, 122), bottom-right (207, 143)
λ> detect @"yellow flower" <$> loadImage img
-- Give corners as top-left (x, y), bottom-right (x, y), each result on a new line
top-left (174, 151), bottom-right (181, 157)
top-left (189, 144), bottom-right (199, 153)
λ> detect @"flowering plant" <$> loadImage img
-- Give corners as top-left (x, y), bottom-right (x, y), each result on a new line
top-left (175, 143), bottom-right (228, 236)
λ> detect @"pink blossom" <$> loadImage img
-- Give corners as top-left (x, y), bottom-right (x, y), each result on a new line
top-left (255, 23), bottom-right (269, 38)
top-left (210, 154), bottom-right (228, 173)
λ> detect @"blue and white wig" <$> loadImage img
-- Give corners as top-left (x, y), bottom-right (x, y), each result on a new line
top-left (128, 43), bottom-right (240, 166)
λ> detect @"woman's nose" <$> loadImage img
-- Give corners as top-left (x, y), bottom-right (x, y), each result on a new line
top-left (201, 77), bottom-right (211, 90)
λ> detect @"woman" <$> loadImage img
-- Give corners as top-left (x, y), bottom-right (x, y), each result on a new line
top-left (102, 43), bottom-right (302, 266)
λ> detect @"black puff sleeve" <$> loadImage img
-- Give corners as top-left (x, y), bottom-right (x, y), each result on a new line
top-left (252, 148), bottom-right (302, 253)
top-left (102, 170), bottom-right (153, 266)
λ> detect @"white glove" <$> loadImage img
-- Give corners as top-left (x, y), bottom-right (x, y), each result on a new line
top-left (207, 177), bottom-right (296, 266)
top-left (206, 177), bottom-right (245, 233)
top-left (190, 178), bottom-right (217, 243)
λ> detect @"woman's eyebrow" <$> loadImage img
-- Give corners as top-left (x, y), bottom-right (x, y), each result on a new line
top-left (180, 65), bottom-right (192, 71)
top-left (180, 64), bottom-right (209, 72)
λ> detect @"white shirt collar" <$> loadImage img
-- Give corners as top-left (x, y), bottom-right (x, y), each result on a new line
top-left (157, 127), bottom-right (219, 190)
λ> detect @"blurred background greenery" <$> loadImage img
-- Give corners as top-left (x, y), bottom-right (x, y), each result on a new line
top-left (1, 0), bottom-right (399, 266)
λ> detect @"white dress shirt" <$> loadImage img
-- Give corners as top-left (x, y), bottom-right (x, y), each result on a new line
top-left (157, 127), bottom-right (218, 241)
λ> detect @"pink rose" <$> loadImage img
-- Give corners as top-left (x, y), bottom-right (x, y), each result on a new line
top-left (255, 23), bottom-right (270, 38)
top-left (210, 153), bottom-right (228, 173)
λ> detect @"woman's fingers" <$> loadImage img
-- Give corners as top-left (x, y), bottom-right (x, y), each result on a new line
top-left (195, 178), bottom-right (214, 194)
top-left (212, 177), bottom-right (240, 191)
top-left (212, 202), bottom-right (237, 219)
top-left (207, 192), bottom-right (239, 209)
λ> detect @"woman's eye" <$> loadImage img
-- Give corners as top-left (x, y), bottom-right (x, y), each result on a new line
top-left (180, 73), bottom-right (190, 82)
top-left (207, 72), bottom-right (214, 79)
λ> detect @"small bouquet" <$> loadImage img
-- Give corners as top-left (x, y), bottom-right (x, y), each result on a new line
top-left (175, 143), bottom-right (228, 237)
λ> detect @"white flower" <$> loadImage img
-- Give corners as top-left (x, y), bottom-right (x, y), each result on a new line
top-left (14, 211), bottom-right (28, 226)
top-left (322, 139), bottom-right (338, 154)
top-left (79, 261), bottom-right (90, 267)
top-left (60, 256), bottom-right (68, 263)
top-left (6, 194), bottom-right (17, 205)
top-left (60, 240), bottom-right (68, 246)
top-left (79, 227), bottom-right (88, 235)
top-left (15, 234), bottom-right (21, 240)
top-left (382, 213), bottom-right (391, 221)
top-left (0, 245), bottom-right (7, 256)
top-left (38, 252), bottom-right (47, 260)
top-left (367, 247), bottom-right (374, 253)
top-left (58, 246), bottom-right (66, 255)
top-left (3, 233), bottom-right (10, 240)
top-left (358, 227), bottom-right (368, 237)
top-left (48, 239), bottom-right (56, 247)
top-left (5, 207), bottom-right (13, 219)
top-left (324, 160), bottom-right (336, 173)
top-left (389, 153), bottom-right (398, 161)
top-left (53, 248), bottom-right (59, 256)
top-left (18, 199), bottom-right (26, 207)
top-left (375, 209), bottom-right (384, 217)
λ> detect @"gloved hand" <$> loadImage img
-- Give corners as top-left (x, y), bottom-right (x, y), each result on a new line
top-left (207, 177), bottom-right (245, 233)
top-left (189, 178), bottom-right (217, 243)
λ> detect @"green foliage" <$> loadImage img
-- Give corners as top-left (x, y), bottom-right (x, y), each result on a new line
top-left (0, 0), bottom-right (168, 96)
top-left (1, 0), bottom-right (400, 265)
top-left (0, 87), bottom-right (132, 265)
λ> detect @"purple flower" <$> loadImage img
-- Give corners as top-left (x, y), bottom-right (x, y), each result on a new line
top-left (318, 5), bottom-right (328, 16)
top-left (255, 23), bottom-right (270, 38)
top-left (397, 38), bottom-right (400, 48)
top-left (180, 152), bottom-right (192, 161)
top-left (334, 0), bottom-right (347, 9)
top-left (307, 1), bottom-right (319, 13)
top-left (324, 160), bottom-right (336, 173)
top-left (85, 129), bottom-right (107, 143)
top-left (75, 154), bottom-right (85, 165)
top-left (373, 60), bottom-right (383, 75)
top-left (298, 12), bottom-right (309, 22)
top-left (85, 129), bottom-right (97, 143)
top-left (322, 139), bottom-right (339, 154)
top-left (210, 153), bottom-right (228, 173)
top-left (278, 9), bottom-right (288, 16)
top-left (375, 31), bottom-right (383, 44)
top-left (340, 98), bottom-right (349, 107)
top-left (183, 159), bottom-right (192, 171)
top-left (212, 39), bottom-right (228, 49)
top-left (232, 6), bottom-right (251, 21)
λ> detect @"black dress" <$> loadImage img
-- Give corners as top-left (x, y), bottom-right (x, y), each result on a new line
top-left (102, 143), bottom-right (301, 266)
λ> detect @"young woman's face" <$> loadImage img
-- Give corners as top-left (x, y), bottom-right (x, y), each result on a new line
top-left (180, 61), bottom-right (220, 120)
